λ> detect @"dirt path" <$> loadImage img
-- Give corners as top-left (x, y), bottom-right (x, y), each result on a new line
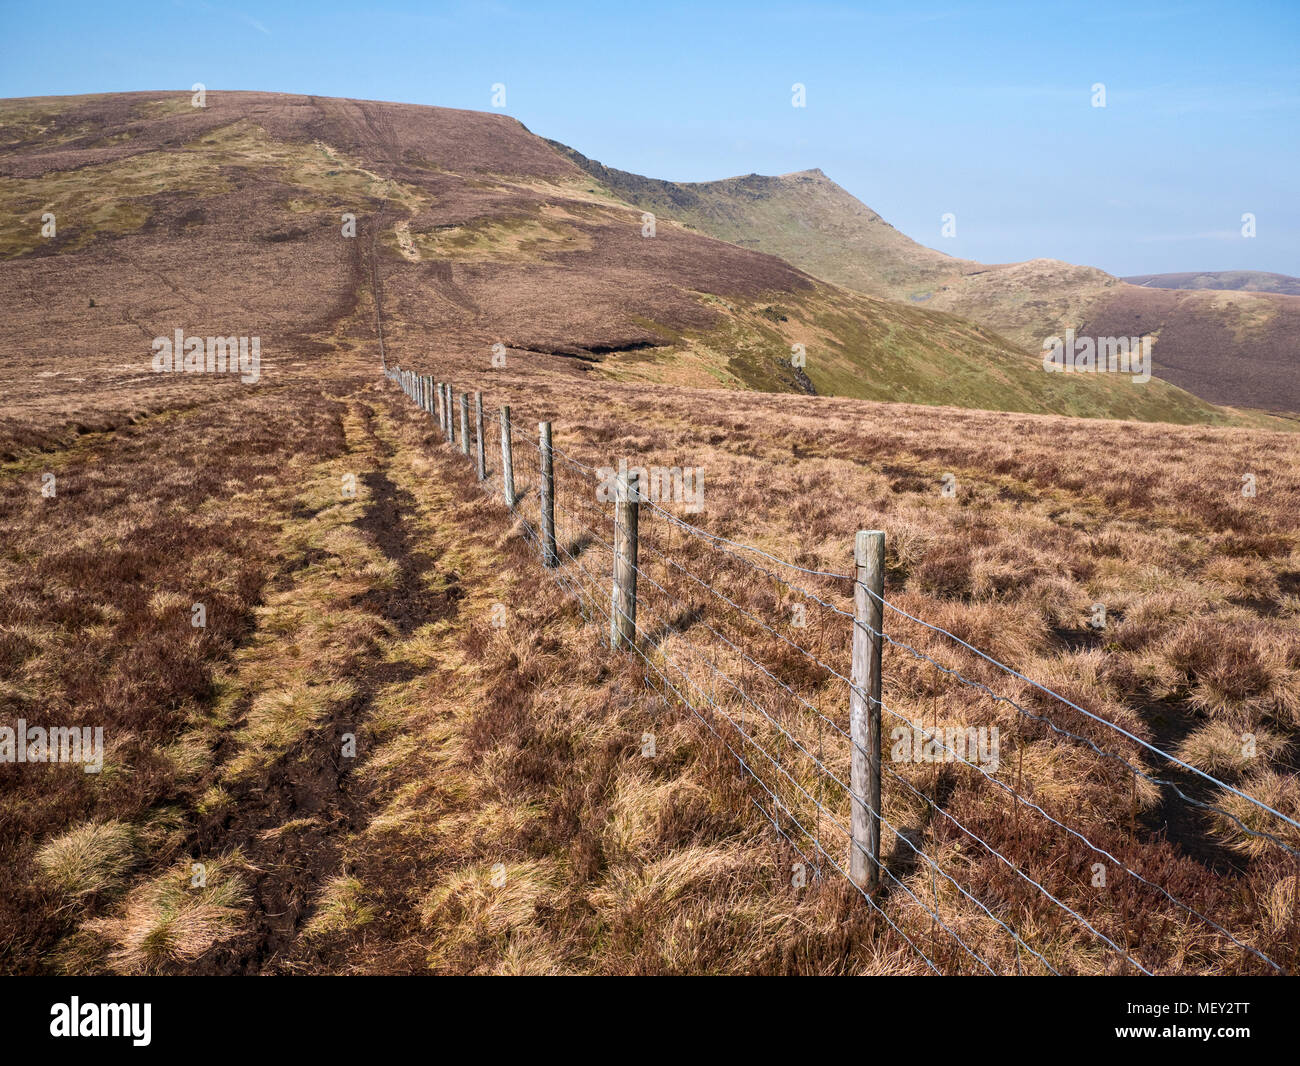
top-left (187, 393), bottom-right (457, 974)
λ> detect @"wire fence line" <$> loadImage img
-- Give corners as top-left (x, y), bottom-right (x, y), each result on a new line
top-left (384, 366), bottom-right (1297, 976)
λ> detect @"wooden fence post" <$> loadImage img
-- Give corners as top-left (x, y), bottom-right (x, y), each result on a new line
top-left (446, 385), bottom-right (455, 446)
top-left (474, 391), bottom-right (486, 481)
top-left (434, 381), bottom-right (443, 430)
top-left (850, 529), bottom-right (885, 894)
top-left (458, 393), bottom-right (469, 456)
top-left (538, 421), bottom-right (557, 567)
top-left (610, 467), bottom-right (641, 650)
top-left (500, 406), bottom-right (516, 507)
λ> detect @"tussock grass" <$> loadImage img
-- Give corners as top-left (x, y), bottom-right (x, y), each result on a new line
top-left (86, 853), bottom-right (250, 974)
top-left (36, 820), bottom-right (138, 899)
top-left (303, 875), bottom-right (376, 939)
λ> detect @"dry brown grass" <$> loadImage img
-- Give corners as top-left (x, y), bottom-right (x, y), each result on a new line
top-left (84, 853), bottom-right (250, 974)
top-left (5, 351), bottom-right (1297, 975)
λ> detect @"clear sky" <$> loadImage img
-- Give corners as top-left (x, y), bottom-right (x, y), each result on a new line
top-left (3, 0), bottom-right (1296, 276)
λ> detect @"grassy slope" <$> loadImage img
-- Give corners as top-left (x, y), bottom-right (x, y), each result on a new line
top-left (597, 286), bottom-right (1252, 425)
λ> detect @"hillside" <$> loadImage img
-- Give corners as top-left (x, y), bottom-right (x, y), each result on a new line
top-left (0, 91), bottom-right (1260, 448)
top-left (552, 145), bottom-right (1300, 415)
top-left (1125, 271), bottom-right (1300, 296)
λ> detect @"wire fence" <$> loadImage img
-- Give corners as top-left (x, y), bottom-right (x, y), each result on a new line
top-left (384, 367), bottom-right (1299, 976)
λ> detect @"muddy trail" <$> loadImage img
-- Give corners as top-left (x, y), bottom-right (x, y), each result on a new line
top-left (1137, 698), bottom-right (1250, 876)
top-left (189, 409), bottom-right (457, 974)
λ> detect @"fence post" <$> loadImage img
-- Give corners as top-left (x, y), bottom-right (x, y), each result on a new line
top-left (850, 529), bottom-right (885, 894)
top-left (446, 385), bottom-right (455, 446)
top-left (500, 406), bottom-right (516, 507)
top-left (538, 421), bottom-right (557, 567)
top-left (421, 375), bottom-right (428, 412)
top-left (458, 393), bottom-right (470, 456)
top-left (610, 466), bottom-right (641, 650)
top-left (424, 376), bottom-right (432, 414)
top-left (434, 381), bottom-right (442, 429)
top-left (474, 392), bottom-right (486, 480)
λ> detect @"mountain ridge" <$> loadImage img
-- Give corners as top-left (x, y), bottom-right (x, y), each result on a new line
top-left (553, 141), bottom-right (1300, 414)
top-left (1124, 270), bottom-right (1300, 297)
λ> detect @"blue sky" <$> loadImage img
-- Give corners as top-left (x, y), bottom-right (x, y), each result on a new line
top-left (2, 0), bottom-right (1296, 275)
